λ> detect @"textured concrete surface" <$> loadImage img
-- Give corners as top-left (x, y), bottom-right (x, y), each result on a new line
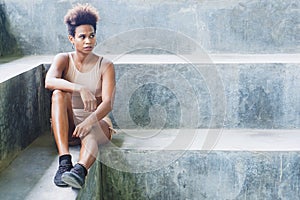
top-left (1, 54), bottom-right (299, 134)
top-left (112, 61), bottom-right (300, 129)
top-left (77, 129), bottom-right (300, 200)
top-left (99, 151), bottom-right (300, 200)
top-left (0, 55), bottom-right (52, 82)
top-left (2, 0), bottom-right (299, 55)
top-left (1, 129), bottom-right (300, 200)
top-left (0, 0), bottom-right (20, 56)
top-left (0, 0), bottom-right (299, 198)
top-left (0, 132), bottom-right (80, 200)
top-left (0, 55), bottom-right (300, 199)
top-left (0, 63), bottom-right (51, 171)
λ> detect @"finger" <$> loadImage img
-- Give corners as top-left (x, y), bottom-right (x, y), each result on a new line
top-left (85, 101), bottom-right (91, 111)
top-left (74, 127), bottom-right (82, 138)
top-left (88, 101), bottom-right (93, 112)
top-left (87, 101), bottom-right (91, 111)
top-left (92, 100), bottom-right (97, 111)
top-left (80, 126), bottom-right (92, 138)
top-left (85, 101), bottom-right (89, 111)
top-left (72, 128), bottom-right (77, 137)
top-left (83, 100), bottom-right (88, 111)
top-left (89, 100), bottom-right (96, 112)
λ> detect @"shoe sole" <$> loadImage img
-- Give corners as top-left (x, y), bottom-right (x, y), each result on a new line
top-left (54, 181), bottom-right (69, 187)
top-left (61, 172), bottom-right (84, 189)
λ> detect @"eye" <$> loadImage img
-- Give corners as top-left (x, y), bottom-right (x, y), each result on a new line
top-left (89, 34), bottom-right (95, 39)
top-left (79, 35), bottom-right (86, 39)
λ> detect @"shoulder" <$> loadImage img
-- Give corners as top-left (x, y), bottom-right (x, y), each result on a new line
top-left (98, 55), bottom-right (114, 73)
top-left (102, 57), bottom-right (115, 73)
top-left (53, 52), bottom-right (69, 63)
top-left (102, 57), bottom-right (114, 68)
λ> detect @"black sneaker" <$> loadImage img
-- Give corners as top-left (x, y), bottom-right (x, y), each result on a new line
top-left (54, 158), bottom-right (73, 187)
top-left (61, 163), bottom-right (87, 189)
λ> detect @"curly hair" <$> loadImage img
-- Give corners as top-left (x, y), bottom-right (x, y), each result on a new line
top-left (64, 3), bottom-right (100, 37)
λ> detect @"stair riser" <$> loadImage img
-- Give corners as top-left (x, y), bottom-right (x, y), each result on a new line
top-left (112, 63), bottom-right (300, 129)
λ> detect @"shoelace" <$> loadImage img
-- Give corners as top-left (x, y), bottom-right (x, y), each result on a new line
top-left (58, 164), bottom-right (72, 173)
top-left (72, 165), bottom-right (83, 176)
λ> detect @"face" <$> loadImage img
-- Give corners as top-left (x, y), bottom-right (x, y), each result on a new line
top-left (69, 24), bottom-right (96, 53)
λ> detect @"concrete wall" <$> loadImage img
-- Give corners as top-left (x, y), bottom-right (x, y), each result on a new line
top-left (0, 0), bottom-right (20, 56)
top-left (112, 62), bottom-right (300, 129)
top-left (0, 65), bottom-right (51, 170)
top-left (77, 147), bottom-right (300, 200)
top-left (99, 151), bottom-right (300, 200)
top-left (2, 0), bottom-right (299, 55)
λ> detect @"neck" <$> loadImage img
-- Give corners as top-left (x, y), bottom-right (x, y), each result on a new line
top-left (74, 51), bottom-right (94, 64)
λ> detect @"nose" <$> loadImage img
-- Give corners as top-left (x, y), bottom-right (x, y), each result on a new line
top-left (84, 37), bottom-right (92, 44)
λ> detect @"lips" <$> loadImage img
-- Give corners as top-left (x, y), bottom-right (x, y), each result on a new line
top-left (84, 46), bottom-right (93, 51)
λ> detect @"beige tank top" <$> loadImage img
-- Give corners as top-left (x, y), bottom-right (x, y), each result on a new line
top-left (64, 52), bottom-right (104, 109)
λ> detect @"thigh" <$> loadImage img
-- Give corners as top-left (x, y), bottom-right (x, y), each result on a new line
top-left (86, 119), bottom-right (112, 145)
top-left (97, 120), bottom-right (112, 145)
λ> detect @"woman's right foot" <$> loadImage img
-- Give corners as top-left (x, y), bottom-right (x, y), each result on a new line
top-left (54, 155), bottom-right (73, 187)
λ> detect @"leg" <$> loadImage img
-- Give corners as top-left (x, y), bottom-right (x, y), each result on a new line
top-left (51, 90), bottom-right (75, 155)
top-left (78, 120), bottom-right (111, 169)
top-left (61, 119), bottom-right (112, 188)
top-left (51, 90), bottom-right (75, 187)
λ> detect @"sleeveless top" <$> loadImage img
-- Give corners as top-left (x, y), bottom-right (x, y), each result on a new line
top-left (64, 52), bottom-right (104, 109)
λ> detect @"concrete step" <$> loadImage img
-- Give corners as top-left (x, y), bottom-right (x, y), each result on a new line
top-left (0, 129), bottom-right (299, 199)
top-left (0, 54), bottom-right (299, 199)
top-left (82, 129), bottom-right (300, 200)
top-left (110, 54), bottom-right (300, 130)
top-left (0, 132), bottom-right (80, 200)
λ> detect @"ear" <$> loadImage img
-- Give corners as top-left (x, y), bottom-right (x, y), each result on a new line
top-left (68, 35), bottom-right (74, 44)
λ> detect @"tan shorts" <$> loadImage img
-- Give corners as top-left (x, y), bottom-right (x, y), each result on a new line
top-left (73, 109), bottom-right (116, 138)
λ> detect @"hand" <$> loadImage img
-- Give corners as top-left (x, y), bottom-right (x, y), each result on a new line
top-left (79, 87), bottom-right (97, 112)
top-left (72, 120), bottom-right (92, 138)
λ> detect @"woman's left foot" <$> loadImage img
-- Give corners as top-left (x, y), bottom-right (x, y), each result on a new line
top-left (61, 163), bottom-right (87, 189)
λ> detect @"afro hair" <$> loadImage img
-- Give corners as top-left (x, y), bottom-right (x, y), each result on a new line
top-left (64, 3), bottom-right (100, 36)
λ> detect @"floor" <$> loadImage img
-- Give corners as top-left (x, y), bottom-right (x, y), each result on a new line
top-left (0, 132), bottom-right (80, 200)
top-left (0, 129), bottom-right (300, 200)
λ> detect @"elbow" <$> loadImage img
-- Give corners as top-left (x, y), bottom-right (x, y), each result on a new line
top-left (45, 82), bottom-right (50, 89)
top-left (45, 78), bottom-right (53, 90)
top-left (108, 102), bottom-right (113, 113)
top-left (45, 81), bottom-right (50, 90)
top-left (105, 100), bottom-right (113, 113)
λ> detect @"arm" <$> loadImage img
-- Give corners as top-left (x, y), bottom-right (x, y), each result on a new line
top-left (45, 53), bottom-right (97, 111)
top-left (45, 53), bottom-right (82, 93)
top-left (94, 61), bottom-right (116, 120)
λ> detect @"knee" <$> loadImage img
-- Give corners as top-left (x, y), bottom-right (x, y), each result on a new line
top-left (51, 90), bottom-right (67, 103)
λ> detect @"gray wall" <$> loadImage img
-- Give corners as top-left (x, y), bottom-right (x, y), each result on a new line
top-left (112, 63), bottom-right (300, 129)
top-left (0, 0), bottom-right (20, 56)
top-left (0, 65), bottom-right (51, 170)
top-left (2, 0), bottom-right (299, 55)
top-left (76, 147), bottom-right (300, 200)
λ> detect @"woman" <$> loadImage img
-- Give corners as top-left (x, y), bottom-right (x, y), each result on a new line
top-left (45, 3), bottom-right (115, 189)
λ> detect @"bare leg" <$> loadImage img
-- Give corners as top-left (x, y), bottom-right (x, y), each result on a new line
top-left (51, 90), bottom-right (75, 156)
top-left (78, 120), bottom-right (111, 169)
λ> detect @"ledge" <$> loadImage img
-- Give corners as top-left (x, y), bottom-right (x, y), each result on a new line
top-left (110, 129), bottom-right (300, 151)
top-left (107, 53), bottom-right (300, 64)
top-left (0, 55), bottom-right (53, 83)
top-left (1, 53), bottom-right (299, 83)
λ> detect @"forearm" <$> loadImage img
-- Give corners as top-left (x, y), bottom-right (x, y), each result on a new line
top-left (45, 77), bottom-right (82, 93)
top-left (84, 100), bottom-right (113, 126)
